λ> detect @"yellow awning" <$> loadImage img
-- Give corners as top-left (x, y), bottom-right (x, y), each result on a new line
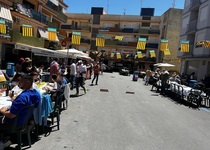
top-left (48, 31), bottom-right (57, 41)
top-left (160, 40), bottom-right (168, 51)
top-left (0, 23), bottom-right (6, 34)
top-left (96, 37), bottom-right (105, 47)
top-left (22, 24), bottom-right (33, 37)
top-left (114, 36), bottom-right (124, 41)
top-left (116, 53), bottom-right (121, 59)
top-left (137, 51), bottom-right (143, 58)
top-left (150, 50), bottom-right (156, 58)
top-left (180, 40), bottom-right (189, 52)
top-left (72, 34), bottom-right (81, 45)
top-left (163, 49), bottom-right (171, 55)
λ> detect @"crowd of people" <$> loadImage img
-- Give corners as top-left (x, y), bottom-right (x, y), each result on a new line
top-left (0, 56), bottom-right (106, 148)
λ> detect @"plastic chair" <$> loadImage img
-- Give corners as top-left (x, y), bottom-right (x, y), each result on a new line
top-left (63, 83), bottom-right (71, 110)
top-left (0, 104), bottom-right (35, 150)
top-left (50, 91), bottom-right (64, 130)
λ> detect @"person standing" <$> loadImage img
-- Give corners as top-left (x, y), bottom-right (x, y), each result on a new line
top-left (50, 58), bottom-right (60, 79)
top-left (91, 62), bottom-right (100, 85)
top-left (70, 60), bottom-right (76, 90)
top-left (75, 60), bottom-right (87, 96)
top-left (145, 68), bottom-right (152, 85)
top-left (100, 62), bottom-right (106, 75)
top-left (160, 69), bottom-right (170, 95)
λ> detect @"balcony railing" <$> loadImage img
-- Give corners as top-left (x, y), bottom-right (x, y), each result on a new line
top-left (30, 9), bottom-right (47, 25)
top-left (187, 20), bottom-right (197, 33)
top-left (10, 31), bottom-right (45, 47)
top-left (48, 22), bottom-right (59, 29)
top-left (57, 11), bottom-right (67, 22)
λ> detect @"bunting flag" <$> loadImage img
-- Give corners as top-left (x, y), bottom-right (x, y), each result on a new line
top-left (116, 52), bottom-right (121, 59)
top-left (196, 40), bottom-right (210, 48)
top-left (22, 24), bottom-right (33, 37)
top-left (204, 41), bottom-right (210, 48)
top-left (96, 34), bottom-right (105, 47)
top-left (160, 39), bottom-right (168, 51)
top-left (134, 55), bottom-right (138, 59)
top-left (137, 51), bottom-right (143, 58)
top-left (110, 52), bottom-right (115, 58)
top-left (163, 49), bottom-right (171, 56)
top-left (72, 31), bottom-right (81, 45)
top-left (150, 50), bottom-right (156, 58)
top-left (114, 36), bottom-right (124, 41)
top-left (0, 20), bottom-right (6, 34)
top-left (48, 27), bottom-right (57, 41)
top-left (180, 40), bottom-right (189, 52)
top-left (136, 38), bottom-right (147, 50)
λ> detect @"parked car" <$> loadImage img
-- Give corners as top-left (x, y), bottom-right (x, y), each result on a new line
top-left (119, 67), bottom-right (130, 76)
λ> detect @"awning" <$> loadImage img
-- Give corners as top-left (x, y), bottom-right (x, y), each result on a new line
top-left (22, 24), bottom-right (33, 37)
top-left (0, 5), bottom-right (13, 23)
top-left (49, 0), bottom-right (59, 6)
top-left (38, 28), bottom-right (59, 42)
top-left (114, 36), bottom-right (123, 41)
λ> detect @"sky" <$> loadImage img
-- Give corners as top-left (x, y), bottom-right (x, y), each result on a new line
top-left (63, 0), bottom-right (185, 16)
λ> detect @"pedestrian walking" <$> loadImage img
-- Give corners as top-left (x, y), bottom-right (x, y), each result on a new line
top-left (91, 62), bottom-right (100, 85)
top-left (75, 60), bottom-right (87, 96)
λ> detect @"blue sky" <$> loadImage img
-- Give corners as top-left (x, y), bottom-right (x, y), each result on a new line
top-left (64, 0), bottom-right (185, 16)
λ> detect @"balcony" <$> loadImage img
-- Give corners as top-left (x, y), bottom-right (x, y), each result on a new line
top-left (10, 31), bottom-right (45, 47)
top-left (48, 22), bottom-right (59, 29)
top-left (57, 11), bottom-right (67, 23)
top-left (186, 20), bottom-right (197, 34)
top-left (146, 43), bottom-right (159, 49)
top-left (81, 38), bottom-right (91, 44)
top-left (46, 0), bottom-right (58, 11)
top-left (189, 0), bottom-right (200, 10)
top-left (72, 26), bottom-right (90, 31)
top-left (30, 9), bottom-right (47, 25)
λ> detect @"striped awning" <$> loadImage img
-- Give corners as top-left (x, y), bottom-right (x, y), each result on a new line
top-left (150, 50), bottom-right (156, 58)
top-left (0, 19), bottom-right (6, 34)
top-left (110, 52), bottom-right (115, 58)
top-left (22, 24), bottom-right (33, 37)
top-left (137, 51), bottom-right (143, 58)
top-left (160, 39), bottom-right (168, 51)
top-left (48, 28), bottom-right (57, 41)
top-left (114, 36), bottom-right (124, 41)
top-left (0, 5), bottom-right (13, 23)
top-left (38, 28), bottom-right (58, 42)
top-left (136, 38), bottom-right (147, 50)
top-left (180, 40), bottom-right (189, 52)
top-left (49, 0), bottom-right (59, 6)
top-left (72, 32), bottom-right (81, 45)
top-left (116, 52), bottom-right (121, 59)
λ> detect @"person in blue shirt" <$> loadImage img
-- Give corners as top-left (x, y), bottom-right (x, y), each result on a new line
top-left (0, 75), bottom-right (41, 127)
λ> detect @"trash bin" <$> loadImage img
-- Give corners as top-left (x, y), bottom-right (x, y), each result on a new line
top-left (6, 62), bottom-right (14, 76)
top-left (133, 71), bottom-right (139, 81)
top-left (189, 80), bottom-right (197, 88)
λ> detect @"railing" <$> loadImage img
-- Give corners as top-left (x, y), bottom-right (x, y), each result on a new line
top-left (48, 22), bottom-right (58, 29)
top-left (57, 11), bottom-right (67, 22)
top-left (187, 20), bottom-right (197, 33)
top-left (10, 31), bottom-right (45, 47)
top-left (30, 9), bottom-right (47, 25)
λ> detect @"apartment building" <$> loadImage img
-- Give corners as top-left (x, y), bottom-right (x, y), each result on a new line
top-left (0, 0), bottom-right (68, 68)
top-left (179, 0), bottom-right (210, 80)
top-left (64, 7), bottom-right (183, 71)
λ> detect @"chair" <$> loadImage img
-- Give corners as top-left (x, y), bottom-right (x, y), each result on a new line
top-left (187, 89), bottom-right (202, 107)
top-left (50, 91), bottom-right (64, 130)
top-left (0, 104), bottom-right (35, 150)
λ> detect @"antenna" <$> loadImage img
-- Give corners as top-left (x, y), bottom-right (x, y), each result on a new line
top-left (172, 0), bottom-right (176, 8)
top-left (107, 0), bottom-right (109, 14)
top-left (123, 8), bottom-right (126, 15)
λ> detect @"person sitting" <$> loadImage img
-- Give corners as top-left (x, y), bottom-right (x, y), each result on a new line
top-left (21, 57), bottom-right (32, 75)
top-left (150, 72), bottom-right (160, 91)
top-left (47, 74), bottom-right (62, 101)
top-left (0, 75), bottom-right (41, 146)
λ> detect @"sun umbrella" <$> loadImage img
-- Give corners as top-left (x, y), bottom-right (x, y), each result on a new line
top-left (153, 63), bottom-right (175, 67)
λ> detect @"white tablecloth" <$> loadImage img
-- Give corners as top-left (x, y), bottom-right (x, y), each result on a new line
top-left (0, 96), bottom-right (12, 109)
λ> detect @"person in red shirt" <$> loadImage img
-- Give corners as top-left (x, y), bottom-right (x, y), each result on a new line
top-left (91, 62), bottom-right (100, 85)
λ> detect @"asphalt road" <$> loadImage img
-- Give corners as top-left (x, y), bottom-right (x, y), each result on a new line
top-left (14, 72), bottom-right (210, 150)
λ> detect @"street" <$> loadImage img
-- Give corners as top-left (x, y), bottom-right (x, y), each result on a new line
top-left (27, 72), bottom-right (210, 150)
